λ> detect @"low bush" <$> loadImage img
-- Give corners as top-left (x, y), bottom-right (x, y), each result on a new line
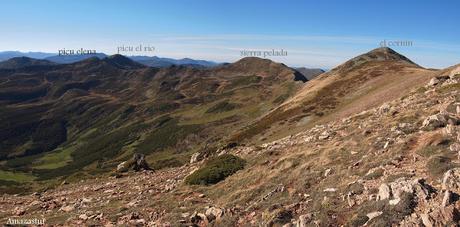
top-left (426, 155), bottom-right (454, 177)
top-left (417, 145), bottom-right (441, 158)
top-left (185, 154), bottom-right (246, 185)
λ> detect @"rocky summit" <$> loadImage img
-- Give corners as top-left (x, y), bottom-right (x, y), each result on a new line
top-left (1, 48), bottom-right (460, 226)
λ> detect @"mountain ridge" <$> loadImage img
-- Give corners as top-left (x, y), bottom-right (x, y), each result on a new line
top-left (328, 47), bottom-right (421, 76)
top-left (1, 47), bottom-right (460, 226)
top-left (0, 51), bottom-right (220, 68)
top-left (0, 51), bottom-right (324, 72)
top-left (0, 57), bottom-right (56, 69)
top-left (230, 47), bottom-right (436, 143)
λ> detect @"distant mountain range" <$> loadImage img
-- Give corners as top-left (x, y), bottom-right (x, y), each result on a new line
top-left (45, 53), bottom-right (108, 64)
top-left (0, 57), bottom-right (56, 69)
top-left (0, 51), bottom-right (220, 68)
top-left (0, 51), bottom-right (326, 78)
top-left (0, 51), bottom-right (55, 61)
top-left (129, 56), bottom-right (219, 68)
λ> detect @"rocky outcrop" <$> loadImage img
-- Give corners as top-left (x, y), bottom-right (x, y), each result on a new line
top-left (132, 153), bottom-right (150, 171)
top-left (116, 153), bottom-right (151, 172)
top-left (205, 206), bottom-right (225, 222)
top-left (377, 178), bottom-right (433, 205)
top-left (399, 169), bottom-right (460, 226)
top-left (190, 152), bottom-right (202, 163)
top-left (189, 206), bottom-right (225, 225)
top-left (420, 206), bottom-right (460, 227)
top-left (427, 75), bottom-right (450, 87)
top-left (421, 112), bottom-right (459, 131)
top-left (425, 73), bottom-right (460, 88)
top-left (442, 168), bottom-right (460, 191)
top-left (117, 161), bottom-right (127, 172)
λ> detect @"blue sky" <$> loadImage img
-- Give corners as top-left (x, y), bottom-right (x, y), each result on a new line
top-left (1, 0), bottom-right (459, 68)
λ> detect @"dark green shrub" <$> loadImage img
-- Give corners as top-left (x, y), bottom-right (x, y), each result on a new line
top-left (185, 154), bottom-right (246, 185)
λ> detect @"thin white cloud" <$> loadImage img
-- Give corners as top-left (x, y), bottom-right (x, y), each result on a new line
top-left (142, 34), bottom-right (460, 68)
top-left (148, 34), bottom-right (378, 44)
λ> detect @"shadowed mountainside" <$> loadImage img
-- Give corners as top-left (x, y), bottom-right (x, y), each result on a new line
top-left (0, 55), bottom-right (306, 192)
top-left (294, 67), bottom-right (325, 80)
top-left (0, 57), bottom-right (56, 69)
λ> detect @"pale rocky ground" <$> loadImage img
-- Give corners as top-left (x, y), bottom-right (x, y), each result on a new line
top-left (2, 68), bottom-right (460, 226)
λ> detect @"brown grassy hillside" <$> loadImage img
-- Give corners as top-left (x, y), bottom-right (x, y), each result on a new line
top-left (231, 47), bottom-right (438, 143)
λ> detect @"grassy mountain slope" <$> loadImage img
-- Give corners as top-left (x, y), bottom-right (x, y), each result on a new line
top-left (0, 55), bottom-right (306, 192)
top-left (231, 47), bottom-right (438, 143)
top-left (2, 50), bottom-right (460, 226)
